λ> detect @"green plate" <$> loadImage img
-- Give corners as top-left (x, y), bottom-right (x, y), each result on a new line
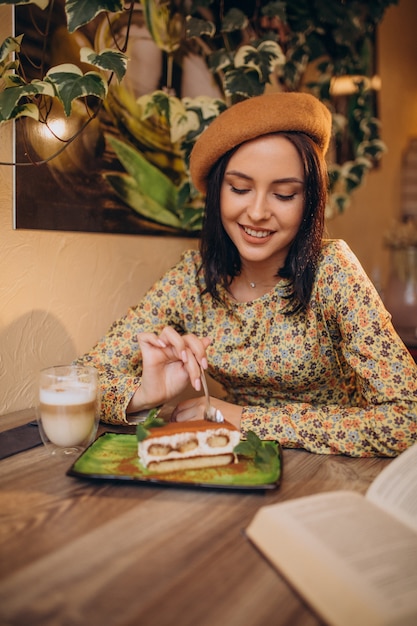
top-left (67, 432), bottom-right (282, 490)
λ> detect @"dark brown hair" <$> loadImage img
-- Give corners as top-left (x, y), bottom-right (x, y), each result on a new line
top-left (199, 132), bottom-right (328, 313)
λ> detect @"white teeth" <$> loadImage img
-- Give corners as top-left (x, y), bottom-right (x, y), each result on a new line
top-left (243, 226), bottom-right (271, 238)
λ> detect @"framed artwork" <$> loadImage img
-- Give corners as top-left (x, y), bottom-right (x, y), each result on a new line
top-left (13, 2), bottom-right (200, 237)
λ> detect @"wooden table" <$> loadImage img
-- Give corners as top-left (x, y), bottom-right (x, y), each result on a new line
top-left (0, 409), bottom-right (392, 626)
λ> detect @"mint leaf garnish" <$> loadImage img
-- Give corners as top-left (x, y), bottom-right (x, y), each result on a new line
top-left (233, 440), bottom-right (256, 458)
top-left (136, 409), bottom-right (166, 442)
top-left (234, 430), bottom-right (278, 470)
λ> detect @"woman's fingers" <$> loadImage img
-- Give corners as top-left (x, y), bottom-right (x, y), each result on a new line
top-left (156, 327), bottom-right (212, 389)
top-left (171, 397), bottom-right (207, 422)
top-left (158, 327), bottom-right (211, 361)
top-left (137, 331), bottom-right (168, 350)
top-left (137, 328), bottom-right (212, 397)
top-left (172, 397), bottom-right (243, 429)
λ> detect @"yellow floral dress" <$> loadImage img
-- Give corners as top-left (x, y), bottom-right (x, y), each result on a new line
top-left (77, 240), bottom-right (417, 457)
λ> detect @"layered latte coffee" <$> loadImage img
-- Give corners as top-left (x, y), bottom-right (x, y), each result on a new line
top-left (38, 365), bottom-right (99, 455)
top-left (40, 385), bottom-right (96, 447)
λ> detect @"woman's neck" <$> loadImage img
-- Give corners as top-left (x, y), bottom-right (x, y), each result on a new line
top-left (228, 270), bottom-right (281, 302)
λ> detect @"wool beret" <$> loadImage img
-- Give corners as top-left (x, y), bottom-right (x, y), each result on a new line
top-left (189, 91), bottom-right (332, 193)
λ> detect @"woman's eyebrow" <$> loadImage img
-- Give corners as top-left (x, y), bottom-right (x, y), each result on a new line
top-left (225, 170), bottom-right (304, 184)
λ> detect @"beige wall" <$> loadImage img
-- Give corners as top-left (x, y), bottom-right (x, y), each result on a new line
top-left (328, 0), bottom-right (417, 283)
top-left (1, 1), bottom-right (417, 415)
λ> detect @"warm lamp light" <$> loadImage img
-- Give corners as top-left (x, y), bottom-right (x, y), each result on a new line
top-left (37, 116), bottom-right (69, 143)
top-left (330, 74), bottom-right (381, 96)
top-left (24, 99), bottom-right (103, 172)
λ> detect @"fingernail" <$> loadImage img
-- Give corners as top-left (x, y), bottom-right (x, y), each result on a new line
top-left (194, 378), bottom-right (201, 391)
top-left (182, 350), bottom-right (188, 362)
top-left (202, 357), bottom-right (208, 370)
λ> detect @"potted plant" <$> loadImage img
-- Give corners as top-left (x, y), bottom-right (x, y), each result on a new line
top-left (0, 0), bottom-right (397, 232)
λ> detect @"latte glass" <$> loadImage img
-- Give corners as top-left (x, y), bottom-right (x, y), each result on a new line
top-left (37, 365), bottom-right (100, 457)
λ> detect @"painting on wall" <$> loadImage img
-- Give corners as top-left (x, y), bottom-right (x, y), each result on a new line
top-left (13, 2), bottom-right (203, 237)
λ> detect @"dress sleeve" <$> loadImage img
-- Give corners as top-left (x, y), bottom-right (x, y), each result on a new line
top-left (240, 241), bottom-right (417, 457)
top-left (75, 251), bottom-right (200, 424)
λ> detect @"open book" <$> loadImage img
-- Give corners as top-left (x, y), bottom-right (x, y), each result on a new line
top-left (246, 444), bottom-right (417, 626)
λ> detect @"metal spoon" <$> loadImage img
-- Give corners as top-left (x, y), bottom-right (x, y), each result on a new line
top-left (200, 366), bottom-right (224, 423)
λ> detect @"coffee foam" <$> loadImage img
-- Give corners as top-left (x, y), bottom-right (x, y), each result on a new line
top-left (40, 384), bottom-right (96, 406)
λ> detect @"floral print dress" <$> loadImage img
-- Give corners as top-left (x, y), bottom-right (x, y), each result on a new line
top-left (77, 240), bottom-right (417, 457)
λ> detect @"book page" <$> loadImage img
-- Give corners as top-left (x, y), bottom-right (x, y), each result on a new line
top-left (366, 444), bottom-right (417, 532)
top-left (246, 491), bottom-right (417, 626)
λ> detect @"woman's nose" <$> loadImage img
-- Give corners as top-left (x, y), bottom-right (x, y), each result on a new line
top-left (246, 192), bottom-right (271, 221)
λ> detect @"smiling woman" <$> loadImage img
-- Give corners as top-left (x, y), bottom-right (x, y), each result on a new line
top-left (74, 91), bottom-right (417, 459)
top-left (218, 134), bottom-right (305, 300)
top-left (197, 93), bottom-right (329, 312)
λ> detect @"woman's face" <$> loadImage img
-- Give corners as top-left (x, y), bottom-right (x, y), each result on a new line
top-left (220, 134), bottom-right (305, 270)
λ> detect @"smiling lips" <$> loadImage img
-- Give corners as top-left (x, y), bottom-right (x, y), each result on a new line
top-left (242, 225), bottom-right (273, 239)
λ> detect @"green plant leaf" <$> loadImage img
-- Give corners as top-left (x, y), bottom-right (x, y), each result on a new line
top-left (234, 440), bottom-right (256, 458)
top-left (0, 102), bottom-right (39, 122)
top-left (138, 90), bottom-right (167, 117)
top-left (0, 80), bottom-right (54, 121)
top-left (207, 48), bottom-right (232, 73)
top-left (223, 69), bottom-right (265, 99)
top-left (0, 34), bottom-right (23, 65)
top-left (221, 8), bottom-right (248, 33)
top-left (65, 0), bottom-right (124, 33)
top-left (359, 139), bottom-right (386, 160)
top-left (177, 179), bottom-right (190, 208)
top-left (234, 41), bottom-right (285, 82)
top-left (359, 116), bottom-right (381, 140)
top-left (136, 409), bottom-right (166, 442)
top-left (104, 173), bottom-right (182, 229)
top-left (255, 443), bottom-right (278, 473)
top-left (330, 193), bottom-right (350, 214)
top-left (138, 91), bottom-right (188, 144)
top-left (140, 0), bottom-right (183, 53)
top-left (107, 135), bottom-right (179, 213)
top-left (185, 15), bottom-right (216, 39)
top-left (184, 95), bottom-right (226, 121)
top-left (234, 430), bottom-right (279, 471)
top-left (1, 61), bottom-right (21, 81)
top-left (44, 64), bottom-right (107, 115)
top-left (179, 206), bottom-right (203, 231)
top-left (136, 424), bottom-right (149, 442)
top-left (136, 91), bottom-right (226, 148)
top-left (105, 86), bottom-right (184, 171)
top-left (80, 47), bottom-right (128, 82)
top-left (246, 430), bottom-right (262, 450)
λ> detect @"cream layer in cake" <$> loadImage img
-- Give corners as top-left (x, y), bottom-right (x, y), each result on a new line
top-left (138, 419), bottom-right (241, 473)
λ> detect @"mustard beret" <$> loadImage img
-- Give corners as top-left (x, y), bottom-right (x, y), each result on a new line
top-left (190, 91), bottom-right (332, 193)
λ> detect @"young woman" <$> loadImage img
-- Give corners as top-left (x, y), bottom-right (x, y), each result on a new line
top-left (77, 92), bottom-right (417, 457)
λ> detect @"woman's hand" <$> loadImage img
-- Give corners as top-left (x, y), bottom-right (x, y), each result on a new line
top-left (127, 326), bottom-right (212, 413)
top-left (171, 396), bottom-right (243, 430)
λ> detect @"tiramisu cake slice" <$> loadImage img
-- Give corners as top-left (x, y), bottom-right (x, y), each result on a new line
top-left (138, 419), bottom-right (241, 473)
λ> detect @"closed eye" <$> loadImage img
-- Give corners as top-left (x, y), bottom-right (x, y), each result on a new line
top-left (230, 185), bottom-right (250, 195)
top-left (275, 193), bottom-right (296, 201)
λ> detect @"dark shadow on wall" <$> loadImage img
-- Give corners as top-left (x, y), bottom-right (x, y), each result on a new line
top-left (0, 310), bottom-right (76, 415)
